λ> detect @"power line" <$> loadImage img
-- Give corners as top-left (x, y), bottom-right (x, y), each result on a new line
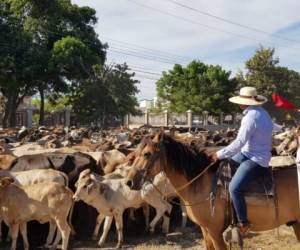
top-left (133, 73), bottom-right (161, 81)
top-left (108, 60), bottom-right (171, 72)
top-left (109, 48), bottom-right (178, 65)
top-left (108, 42), bottom-right (188, 64)
top-left (1, 40), bottom-right (299, 75)
top-left (164, 0), bottom-right (300, 44)
top-left (130, 68), bottom-right (162, 76)
top-left (0, 40), bottom-right (170, 73)
top-left (109, 46), bottom-right (183, 64)
top-left (127, 0), bottom-right (300, 51)
top-left (103, 35), bottom-right (193, 62)
top-left (1, 19), bottom-right (196, 64)
top-left (0, 41), bottom-right (182, 66)
top-left (0, 40), bottom-right (185, 65)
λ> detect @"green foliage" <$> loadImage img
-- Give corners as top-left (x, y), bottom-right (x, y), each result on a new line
top-left (69, 63), bottom-right (139, 124)
top-left (238, 46), bottom-right (300, 119)
top-left (51, 36), bottom-right (97, 80)
top-left (156, 60), bottom-right (238, 113)
top-left (0, 0), bottom-right (106, 126)
top-left (32, 96), bottom-right (69, 113)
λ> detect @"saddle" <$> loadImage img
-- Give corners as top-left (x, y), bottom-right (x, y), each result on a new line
top-left (214, 159), bottom-right (274, 198)
top-left (210, 156), bottom-right (296, 214)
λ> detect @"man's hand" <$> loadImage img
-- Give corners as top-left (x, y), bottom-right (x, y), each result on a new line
top-left (211, 153), bottom-right (219, 162)
top-left (206, 150), bottom-right (219, 162)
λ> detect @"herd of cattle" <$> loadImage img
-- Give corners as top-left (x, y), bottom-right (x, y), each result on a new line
top-left (0, 125), bottom-right (298, 250)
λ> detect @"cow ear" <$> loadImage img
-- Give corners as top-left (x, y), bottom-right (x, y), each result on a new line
top-left (79, 169), bottom-right (91, 180)
top-left (0, 177), bottom-right (14, 187)
top-left (87, 182), bottom-right (95, 194)
top-left (83, 169), bottom-right (91, 175)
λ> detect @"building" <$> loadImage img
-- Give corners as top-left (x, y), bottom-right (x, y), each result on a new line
top-left (139, 99), bottom-right (154, 110)
top-left (17, 96), bottom-right (36, 111)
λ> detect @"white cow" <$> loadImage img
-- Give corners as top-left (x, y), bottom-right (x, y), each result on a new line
top-left (0, 178), bottom-right (73, 250)
top-left (141, 172), bottom-right (188, 231)
top-left (0, 169), bottom-right (71, 247)
top-left (106, 165), bottom-right (187, 232)
top-left (73, 169), bottom-right (172, 248)
top-left (0, 168), bottom-right (69, 186)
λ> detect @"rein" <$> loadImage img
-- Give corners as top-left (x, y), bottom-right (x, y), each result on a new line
top-left (147, 178), bottom-right (211, 207)
top-left (174, 160), bottom-right (217, 192)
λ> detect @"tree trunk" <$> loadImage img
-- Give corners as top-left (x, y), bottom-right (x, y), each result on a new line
top-left (3, 92), bottom-right (19, 128)
top-left (2, 96), bottom-right (11, 128)
top-left (39, 87), bottom-right (45, 126)
top-left (8, 100), bottom-right (17, 128)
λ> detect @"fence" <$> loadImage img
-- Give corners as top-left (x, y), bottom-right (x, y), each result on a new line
top-left (0, 108), bottom-right (71, 128)
top-left (124, 110), bottom-right (241, 130)
top-left (43, 109), bottom-right (71, 127)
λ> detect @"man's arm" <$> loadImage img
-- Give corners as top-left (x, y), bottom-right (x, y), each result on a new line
top-left (215, 114), bottom-right (256, 160)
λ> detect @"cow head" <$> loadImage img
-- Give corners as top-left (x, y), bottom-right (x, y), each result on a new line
top-left (74, 169), bottom-right (97, 200)
top-left (74, 169), bottom-right (107, 202)
top-left (73, 174), bottom-right (96, 202)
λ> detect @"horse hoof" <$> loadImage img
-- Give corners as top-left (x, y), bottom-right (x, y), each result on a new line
top-left (92, 234), bottom-right (98, 240)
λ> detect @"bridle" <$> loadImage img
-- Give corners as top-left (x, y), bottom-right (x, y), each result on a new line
top-left (133, 140), bottom-right (165, 186)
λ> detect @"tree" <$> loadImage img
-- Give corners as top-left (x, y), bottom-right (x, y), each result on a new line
top-left (156, 60), bottom-right (238, 113)
top-left (70, 63), bottom-right (139, 126)
top-left (0, 0), bottom-right (106, 127)
top-left (238, 46), bottom-right (300, 120)
top-left (0, 1), bottom-right (37, 127)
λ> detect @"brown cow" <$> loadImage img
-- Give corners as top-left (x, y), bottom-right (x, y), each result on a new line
top-left (9, 152), bottom-right (99, 186)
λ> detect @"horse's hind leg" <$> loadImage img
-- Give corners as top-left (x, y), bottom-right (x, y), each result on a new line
top-left (292, 221), bottom-right (300, 241)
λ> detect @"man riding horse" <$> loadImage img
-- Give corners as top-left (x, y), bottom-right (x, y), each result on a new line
top-left (212, 86), bottom-right (273, 234)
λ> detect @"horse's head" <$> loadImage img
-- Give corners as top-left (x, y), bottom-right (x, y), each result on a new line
top-left (126, 132), bottom-right (165, 190)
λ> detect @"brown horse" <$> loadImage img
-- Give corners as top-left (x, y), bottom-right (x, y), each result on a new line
top-left (126, 132), bottom-right (300, 250)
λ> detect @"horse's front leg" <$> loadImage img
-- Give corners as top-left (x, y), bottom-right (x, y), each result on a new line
top-left (207, 227), bottom-right (227, 250)
top-left (200, 226), bottom-right (215, 250)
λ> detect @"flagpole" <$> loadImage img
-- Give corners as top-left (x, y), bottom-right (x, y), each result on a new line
top-left (296, 145), bottom-right (300, 209)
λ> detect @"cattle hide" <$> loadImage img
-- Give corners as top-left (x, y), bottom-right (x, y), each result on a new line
top-left (10, 154), bottom-right (52, 172)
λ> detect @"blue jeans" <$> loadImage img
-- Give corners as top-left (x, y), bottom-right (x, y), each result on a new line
top-left (229, 153), bottom-right (269, 223)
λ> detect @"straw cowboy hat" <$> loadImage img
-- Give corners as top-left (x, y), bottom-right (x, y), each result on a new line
top-left (229, 86), bottom-right (268, 106)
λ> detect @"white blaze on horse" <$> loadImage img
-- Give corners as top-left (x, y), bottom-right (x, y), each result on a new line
top-left (126, 132), bottom-right (300, 250)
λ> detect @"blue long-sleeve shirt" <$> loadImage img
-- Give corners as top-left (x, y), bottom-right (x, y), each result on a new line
top-left (216, 106), bottom-right (273, 167)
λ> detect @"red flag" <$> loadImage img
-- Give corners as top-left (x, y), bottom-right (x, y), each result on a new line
top-left (272, 93), bottom-right (298, 110)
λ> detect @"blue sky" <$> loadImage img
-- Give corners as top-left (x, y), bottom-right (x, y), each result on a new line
top-left (73, 0), bottom-right (300, 100)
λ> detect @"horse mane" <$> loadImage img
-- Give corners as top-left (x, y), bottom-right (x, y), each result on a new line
top-left (161, 134), bottom-right (216, 182)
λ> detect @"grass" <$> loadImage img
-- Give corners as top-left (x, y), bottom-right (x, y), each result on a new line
top-left (133, 226), bottom-right (300, 250)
